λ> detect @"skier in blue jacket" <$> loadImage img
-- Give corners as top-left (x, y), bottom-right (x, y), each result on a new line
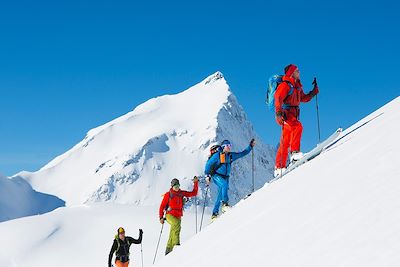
top-left (205, 139), bottom-right (256, 220)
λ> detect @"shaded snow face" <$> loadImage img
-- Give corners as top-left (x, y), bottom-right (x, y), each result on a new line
top-left (16, 72), bottom-right (275, 206)
top-left (0, 175), bottom-right (65, 222)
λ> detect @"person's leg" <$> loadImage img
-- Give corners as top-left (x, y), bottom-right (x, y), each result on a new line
top-left (287, 118), bottom-right (303, 152)
top-left (165, 214), bottom-right (174, 255)
top-left (212, 175), bottom-right (224, 214)
top-left (275, 123), bottom-right (292, 168)
top-left (165, 214), bottom-right (181, 254)
top-left (220, 177), bottom-right (229, 204)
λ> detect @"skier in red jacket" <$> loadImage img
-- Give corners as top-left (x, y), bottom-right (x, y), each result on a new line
top-left (274, 64), bottom-right (319, 177)
top-left (159, 177), bottom-right (198, 255)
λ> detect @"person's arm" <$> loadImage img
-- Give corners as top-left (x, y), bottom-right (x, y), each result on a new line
top-left (274, 82), bottom-right (291, 114)
top-left (127, 229), bottom-right (143, 244)
top-left (159, 192), bottom-right (169, 220)
top-left (181, 179), bottom-right (199, 198)
top-left (204, 153), bottom-right (218, 175)
top-left (231, 145), bottom-right (252, 162)
top-left (108, 240), bottom-right (117, 267)
top-left (300, 84), bottom-right (319, 103)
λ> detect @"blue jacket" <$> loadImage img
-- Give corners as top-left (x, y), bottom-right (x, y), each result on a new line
top-left (205, 145), bottom-right (252, 177)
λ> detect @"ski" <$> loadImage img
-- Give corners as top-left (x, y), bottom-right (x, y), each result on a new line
top-left (270, 128), bottom-right (343, 182)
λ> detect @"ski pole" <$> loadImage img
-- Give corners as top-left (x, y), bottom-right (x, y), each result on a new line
top-left (195, 196), bottom-right (198, 234)
top-left (280, 123), bottom-right (285, 177)
top-left (153, 222), bottom-right (164, 265)
top-left (313, 77), bottom-right (321, 143)
top-left (199, 185), bottom-right (209, 232)
top-left (251, 146), bottom-right (255, 193)
top-left (141, 241), bottom-right (144, 267)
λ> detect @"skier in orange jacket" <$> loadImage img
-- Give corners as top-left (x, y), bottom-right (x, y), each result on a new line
top-left (274, 64), bottom-right (319, 177)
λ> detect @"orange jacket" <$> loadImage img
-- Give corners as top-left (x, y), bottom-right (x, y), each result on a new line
top-left (159, 181), bottom-right (198, 219)
top-left (275, 75), bottom-right (314, 119)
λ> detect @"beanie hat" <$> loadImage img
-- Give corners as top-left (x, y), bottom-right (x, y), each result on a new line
top-left (171, 178), bottom-right (180, 187)
top-left (220, 140), bottom-right (231, 147)
top-left (117, 227), bottom-right (125, 234)
top-left (284, 64), bottom-right (298, 77)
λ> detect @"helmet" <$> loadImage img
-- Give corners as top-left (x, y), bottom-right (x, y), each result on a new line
top-left (117, 227), bottom-right (125, 234)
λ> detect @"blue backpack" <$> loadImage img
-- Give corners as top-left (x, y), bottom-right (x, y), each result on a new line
top-left (265, 75), bottom-right (294, 111)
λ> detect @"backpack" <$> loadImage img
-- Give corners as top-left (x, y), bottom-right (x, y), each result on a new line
top-left (208, 145), bottom-right (221, 159)
top-left (114, 235), bottom-right (131, 257)
top-left (206, 144), bottom-right (232, 176)
top-left (266, 74), bottom-right (295, 110)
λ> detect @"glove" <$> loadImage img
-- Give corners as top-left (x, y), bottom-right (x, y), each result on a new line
top-left (205, 175), bottom-right (211, 185)
top-left (160, 218), bottom-right (165, 224)
top-left (276, 111), bottom-right (285, 125)
top-left (311, 85), bottom-right (319, 96)
top-left (311, 77), bottom-right (319, 96)
top-left (193, 176), bottom-right (199, 183)
top-left (250, 139), bottom-right (256, 148)
top-left (139, 229), bottom-right (143, 235)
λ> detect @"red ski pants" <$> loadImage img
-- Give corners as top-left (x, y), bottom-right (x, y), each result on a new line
top-left (275, 116), bottom-right (303, 168)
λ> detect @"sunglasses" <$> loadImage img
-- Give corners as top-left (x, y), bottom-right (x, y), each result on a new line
top-left (222, 144), bottom-right (232, 149)
top-left (173, 184), bottom-right (180, 189)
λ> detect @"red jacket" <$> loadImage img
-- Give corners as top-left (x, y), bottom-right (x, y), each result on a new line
top-left (275, 75), bottom-right (314, 119)
top-left (159, 181), bottom-right (198, 219)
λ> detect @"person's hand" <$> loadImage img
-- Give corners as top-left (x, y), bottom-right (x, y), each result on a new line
top-left (276, 111), bottom-right (285, 125)
top-left (311, 84), bottom-right (319, 96)
top-left (139, 229), bottom-right (143, 235)
top-left (250, 139), bottom-right (256, 147)
top-left (205, 176), bottom-right (211, 185)
top-left (193, 176), bottom-right (198, 183)
top-left (160, 218), bottom-right (165, 224)
top-left (311, 78), bottom-right (319, 96)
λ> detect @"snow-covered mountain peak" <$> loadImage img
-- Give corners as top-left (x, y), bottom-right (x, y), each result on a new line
top-left (17, 73), bottom-right (274, 206)
top-left (203, 71), bottom-right (224, 85)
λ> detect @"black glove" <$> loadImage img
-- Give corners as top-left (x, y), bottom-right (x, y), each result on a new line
top-left (276, 111), bottom-right (285, 125)
top-left (139, 229), bottom-right (143, 235)
top-left (311, 77), bottom-right (319, 96)
top-left (250, 139), bottom-right (256, 147)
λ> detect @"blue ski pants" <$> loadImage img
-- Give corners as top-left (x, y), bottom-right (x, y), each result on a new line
top-left (212, 174), bottom-right (229, 214)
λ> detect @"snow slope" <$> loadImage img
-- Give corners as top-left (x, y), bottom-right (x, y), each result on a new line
top-left (16, 72), bottom-right (275, 207)
top-left (0, 174), bottom-right (64, 222)
top-left (154, 96), bottom-right (400, 267)
top-left (2, 83), bottom-right (398, 267)
top-left (1, 95), bottom-right (399, 267)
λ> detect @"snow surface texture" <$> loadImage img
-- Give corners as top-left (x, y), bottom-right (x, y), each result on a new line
top-left (0, 174), bottom-right (64, 222)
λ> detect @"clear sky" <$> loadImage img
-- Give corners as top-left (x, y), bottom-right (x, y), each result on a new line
top-left (1, 0), bottom-right (399, 176)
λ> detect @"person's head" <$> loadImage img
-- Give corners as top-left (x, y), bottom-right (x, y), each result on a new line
top-left (221, 140), bottom-right (232, 153)
top-left (117, 227), bottom-right (125, 240)
top-left (284, 64), bottom-right (300, 80)
top-left (171, 178), bottom-right (180, 191)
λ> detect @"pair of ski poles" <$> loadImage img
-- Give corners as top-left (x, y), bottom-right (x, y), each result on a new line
top-left (152, 179), bottom-right (210, 264)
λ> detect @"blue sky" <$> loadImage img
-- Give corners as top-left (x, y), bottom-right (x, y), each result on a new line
top-left (1, 0), bottom-right (399, 176)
